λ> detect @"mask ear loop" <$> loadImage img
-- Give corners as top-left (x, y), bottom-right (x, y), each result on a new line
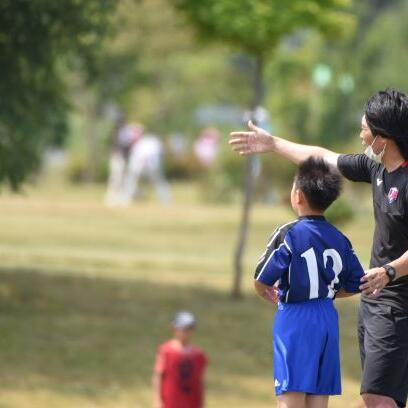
top-left (379, 142), bottom-right (386, 157)
top-left (372, 135), bottom-right (386, 156)
top-left (370, 135), bottom-right (378, 148)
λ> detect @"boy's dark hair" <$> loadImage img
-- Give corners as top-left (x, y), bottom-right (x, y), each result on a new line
top-left (364, 88), bottom-right (408, 160)
top-left (295, 157), bottom-right (342, 211)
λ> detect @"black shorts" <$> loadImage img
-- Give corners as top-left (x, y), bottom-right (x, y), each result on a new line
top-left (358, 300), bottom-right (408, 407)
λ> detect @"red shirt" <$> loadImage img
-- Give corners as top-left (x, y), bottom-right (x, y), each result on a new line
top-left (155, 340), bottom-right (208, 408)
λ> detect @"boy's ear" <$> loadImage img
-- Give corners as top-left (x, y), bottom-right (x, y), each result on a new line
top-left (295, 189), bottom-right (303, 205)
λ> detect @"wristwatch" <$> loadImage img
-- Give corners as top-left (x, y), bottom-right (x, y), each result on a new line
top-left (383, 264), bottom-right (397, 282)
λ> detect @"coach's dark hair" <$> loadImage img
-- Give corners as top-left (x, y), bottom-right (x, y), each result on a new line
top-left (294, 157), bottom-right (342, 211)
top-left (364, 88), bottom-right (408, 160)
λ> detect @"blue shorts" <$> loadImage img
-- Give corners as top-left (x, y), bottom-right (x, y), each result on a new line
top-left (273, 298), bottom-right (341, 396)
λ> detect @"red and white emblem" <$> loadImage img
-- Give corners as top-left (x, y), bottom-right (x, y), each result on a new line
top-left (388, 187), bottom-right (399, 203)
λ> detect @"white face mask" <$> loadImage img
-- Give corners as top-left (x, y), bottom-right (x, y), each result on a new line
top-left (364, 136), bottom-right (386, 164)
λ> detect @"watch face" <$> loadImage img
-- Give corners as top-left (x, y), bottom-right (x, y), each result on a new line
top-left (385, 266), bottom-right (396, 280)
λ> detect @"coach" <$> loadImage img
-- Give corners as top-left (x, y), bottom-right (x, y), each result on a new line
top-left (229, 89), bottom-right (408, 408)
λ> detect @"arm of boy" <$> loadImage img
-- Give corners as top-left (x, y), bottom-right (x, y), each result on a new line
top-left (253, 229), bottom-right (292, 304)
top-left (337, 239), bottom-right (365, 298)
top-left (152, 373), bottom-right (163, 408)
top-left (254, 280), bottom-right (280, 303)
top-left (152, 347), bottom-right (165, 408)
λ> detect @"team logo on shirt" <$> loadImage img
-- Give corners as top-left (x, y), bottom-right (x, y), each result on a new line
top-left (388, 187), bottom-right (399, 204)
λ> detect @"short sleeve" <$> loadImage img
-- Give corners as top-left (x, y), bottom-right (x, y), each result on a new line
top-left (337, 154), bottom-right (377, 183)
top-left (255, 229), bottom-right (292, 286)
top-left (201, 351), bottom-right (208, 368)
top-left (154, 346), bottom-right (166, 374)
top-left (342, 241), bottom-right (365, 293)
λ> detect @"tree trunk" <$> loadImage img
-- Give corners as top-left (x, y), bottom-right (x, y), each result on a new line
top-left (232, 54), bottom-right (264, 298)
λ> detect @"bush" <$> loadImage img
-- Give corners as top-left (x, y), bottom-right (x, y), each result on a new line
top-left (200, 148), bottom-right (299, 203)
top-left (65, 151), bottom-right (109, 184)
top-left (66, 152), bottom-right (88, 183)
top-left (199, 150), bottom-right (245, 203)
top-left (325, 198), bottom-right (355, 226)
top-left (163, 152), bottom-right (203, 181)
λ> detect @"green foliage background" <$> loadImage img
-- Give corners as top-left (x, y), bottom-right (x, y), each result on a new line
top-left (1, 0), bottom-right (408, 191)
top-left (0, 0), bottom-right (116, 188)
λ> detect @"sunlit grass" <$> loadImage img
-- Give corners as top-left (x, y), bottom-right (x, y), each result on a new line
top-left (0, 179), bottom-right (373, 407)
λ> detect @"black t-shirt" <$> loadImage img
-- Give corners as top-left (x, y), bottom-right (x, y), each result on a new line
top-left (338, 154), bottom-right (408, 311)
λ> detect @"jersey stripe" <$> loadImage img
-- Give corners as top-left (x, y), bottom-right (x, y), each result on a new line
top-left (283, 239), bottom-right (292, 253)
top-left (256, 242), bottom-right (287, 281)
top-left (256, 220), bottom-right (297, 267)
top-left (266, 219), bottom-right (297, 247)
top-left (285, 262), bottom-right (292, 302)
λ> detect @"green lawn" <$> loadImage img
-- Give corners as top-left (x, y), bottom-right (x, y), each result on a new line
top-left (0, 179), bottom-right (373, 407)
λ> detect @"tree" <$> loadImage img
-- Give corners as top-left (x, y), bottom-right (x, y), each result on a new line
top-left (0, 0), bottom-right (116, 189)
top-left (172, 0), bottom-right (354, 297)
top-left (264, 0), bottom-right (408, 152)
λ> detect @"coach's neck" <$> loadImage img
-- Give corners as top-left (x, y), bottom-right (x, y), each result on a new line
top-left (382, 139), bottom-right (406, 172)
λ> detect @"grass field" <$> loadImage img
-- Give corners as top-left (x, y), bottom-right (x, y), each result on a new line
top-left (0, 178), bottom-right (373, 407)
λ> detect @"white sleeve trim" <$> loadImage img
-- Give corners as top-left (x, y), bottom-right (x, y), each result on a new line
top-left (256, 242), bottom-right (286, 281)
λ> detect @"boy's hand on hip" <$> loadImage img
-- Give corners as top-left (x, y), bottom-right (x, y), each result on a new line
top-left (359, 267), bottom-right (389, 297)
top-left (263, 286), bottom-right (279, 304)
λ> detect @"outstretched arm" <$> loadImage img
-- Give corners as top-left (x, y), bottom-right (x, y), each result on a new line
top-left (229, 121), bottom-right (339, 167)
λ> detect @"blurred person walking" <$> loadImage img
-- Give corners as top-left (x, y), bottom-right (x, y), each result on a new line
top-left (105, 116), bottom-right (143, 206)
top-left (153, 311), bottom-right (208, 408)
top-left (121, 131), bottom-right (171, 205)
top-left (193, 127), bottom-right (220, 167)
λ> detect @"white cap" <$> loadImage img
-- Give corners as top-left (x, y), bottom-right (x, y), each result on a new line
top-left (172, 311), bottom-right (196, 329)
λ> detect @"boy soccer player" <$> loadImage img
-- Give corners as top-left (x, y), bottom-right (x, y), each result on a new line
top-left (153, 311), bottom-right (208, 408)
top-left (254, 157), bottom-right (364, 408)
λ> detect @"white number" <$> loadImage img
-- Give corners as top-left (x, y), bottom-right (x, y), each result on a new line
top-left (301, 247), bottom-right (343, 299)
top-left (301, 248), bottom-right (320, 299)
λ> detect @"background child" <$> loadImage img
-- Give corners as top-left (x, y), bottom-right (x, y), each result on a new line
top-left (153, 311), bottom-right (208, 408)
top-left (254, 157), bottom-right (364, 408)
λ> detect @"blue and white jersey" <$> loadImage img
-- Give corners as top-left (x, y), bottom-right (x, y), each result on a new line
top-left (255, 215), bottom-right (364, 303)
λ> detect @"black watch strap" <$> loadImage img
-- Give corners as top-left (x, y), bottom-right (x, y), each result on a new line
top-left (383, 264), bottom-right (397, 282)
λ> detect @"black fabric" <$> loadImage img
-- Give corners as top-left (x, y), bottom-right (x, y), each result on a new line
top-left (358, 300), bottom-right (408, 407)
top-left (298, 215), bottom-right (326, 221)
top-left (338, 154), bottom-right (408, 312)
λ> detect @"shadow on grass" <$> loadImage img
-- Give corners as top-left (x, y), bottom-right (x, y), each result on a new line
top-left (0, 268), bottom-right (362, 400)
